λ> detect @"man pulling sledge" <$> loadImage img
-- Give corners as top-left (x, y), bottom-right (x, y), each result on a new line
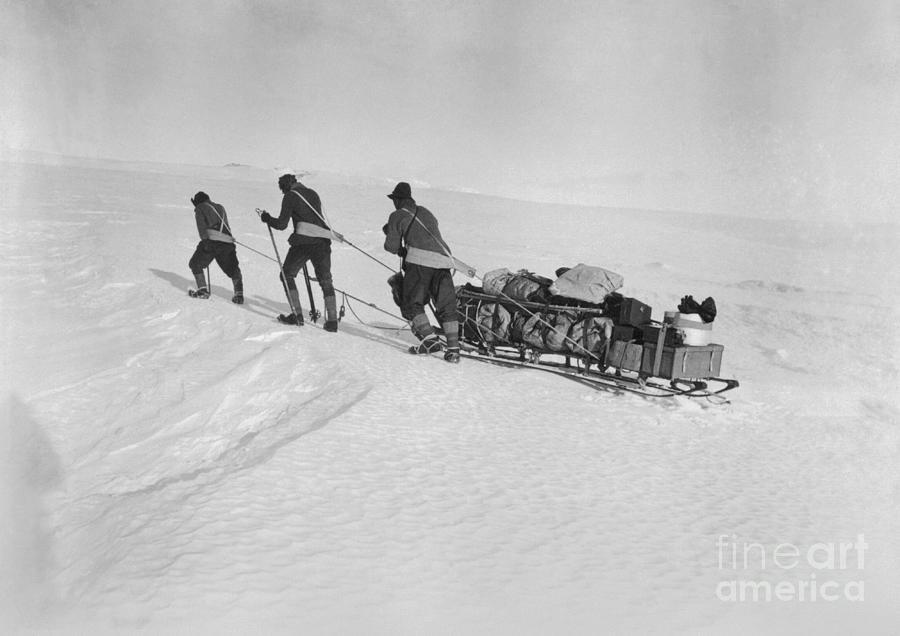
top-left (188, 191), bottom-right (244, 303)
top-left (382, 182), bottom-right (461, 363)
top-left (259, 174), bottom-right (341, 331)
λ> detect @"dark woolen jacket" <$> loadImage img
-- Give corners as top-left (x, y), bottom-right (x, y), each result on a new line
top-left (382, 199), bottom-right (450, 256)
top-left (194, 201), bottom-right (233, 242)
top-left (266, 183), bottom-right (330, 246)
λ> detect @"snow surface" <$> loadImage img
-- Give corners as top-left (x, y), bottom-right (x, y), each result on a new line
top-left (1, 156), bottom-right (898, 634)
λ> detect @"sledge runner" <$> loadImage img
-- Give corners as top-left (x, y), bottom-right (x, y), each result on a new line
top-left (259, 174), bottom-right (341, 331)
top-left (382, 182), bottom-right (460, 363)
top-left (188, 191), bottom-right (243, 303)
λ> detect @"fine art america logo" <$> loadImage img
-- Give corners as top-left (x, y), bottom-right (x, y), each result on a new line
top-left (716, 535), bottom-right (866, 602)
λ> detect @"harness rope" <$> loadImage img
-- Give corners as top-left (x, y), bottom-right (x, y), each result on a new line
top-left (291, 190), bottom-right (396, 272)
top-left (238, 209), bottom-right (408, 328)
top-left (408, 213), bottom-right (610, 362)
top-left (239, 204), bottom-right (609, 359)
top-left (341, 292), bottom-right (409, 330)
top-left (396, 206), bottom-right (477, 277)
top-left (203, 201), bottom-right (232, 237)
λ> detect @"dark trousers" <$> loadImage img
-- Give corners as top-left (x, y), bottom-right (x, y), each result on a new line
top-left (282, 241), bottom-right (334, 297)
top-left (401, 263), bottom-right (457, 324)
top-left (189, 241), bottom-right (242, 280)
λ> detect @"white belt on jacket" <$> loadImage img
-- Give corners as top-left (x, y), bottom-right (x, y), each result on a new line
top-left (406, 246), bottom-right (477, 277)
top-left (206, 229), bottom-right (234, 243)
top-left (406, 246), bottom-right (457, 269)
top-left (294, 221), bottom-right (336, 240)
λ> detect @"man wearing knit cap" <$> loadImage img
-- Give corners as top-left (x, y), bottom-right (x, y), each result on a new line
top-left (259, 174), bottom-right (341, 331)
top-left (187, 191), bottom-right (243, 303)
top-left (382, 182), bottom-right (461, 363)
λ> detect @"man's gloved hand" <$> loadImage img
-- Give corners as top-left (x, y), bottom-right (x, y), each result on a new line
top-left (260, 211), bottom-right (272, 224)
top-left (333, 231), bottom-right (345, 243)
top-left (396, 246), bottom-right (407, 258)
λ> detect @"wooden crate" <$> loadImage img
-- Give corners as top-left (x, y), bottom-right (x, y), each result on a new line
top-left (607, 340), bottom-right (644, 372)
top-left (640, 343), bottom-right (724, 379)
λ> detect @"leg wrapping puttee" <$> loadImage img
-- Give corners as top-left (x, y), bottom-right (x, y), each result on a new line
top-left (411, 313), bottom-right (435, 340)
top-left (441, 320), bottom-right (460, 350)
top-left (288, 287), bottom-right (302, 316)
top-left (193, 271), bottom-right (208, 291)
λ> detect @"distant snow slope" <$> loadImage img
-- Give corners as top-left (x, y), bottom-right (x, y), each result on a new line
top-left (1, 157), bottom-right (898, 634)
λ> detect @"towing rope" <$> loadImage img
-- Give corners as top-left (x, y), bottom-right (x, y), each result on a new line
top-left (235, 207), bottom-right (614, 357)
top-left (341, 292), bottom-right (409, 330)
top-left (342, 239), bottom-right (396, 273)
top-left (234, 238), bottom-right (279, 263)
top-left (233, 215), bottom-right (409, 329)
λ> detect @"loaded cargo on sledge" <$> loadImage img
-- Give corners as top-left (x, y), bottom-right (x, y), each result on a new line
top-left (454, 263), bottom-right (739, 400)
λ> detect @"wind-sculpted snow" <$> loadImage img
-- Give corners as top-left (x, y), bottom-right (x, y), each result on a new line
top-left (2, 158), bottom-right (899, 634)
top-left (730, 279), bottom-right (805, 293)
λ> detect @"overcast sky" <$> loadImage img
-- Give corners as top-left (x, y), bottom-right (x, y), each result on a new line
top-left (3, 0), bottom-right (899, 220)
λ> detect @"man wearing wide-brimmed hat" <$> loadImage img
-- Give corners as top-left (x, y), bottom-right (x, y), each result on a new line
top-left (382, 181), bottom-right (460, 363)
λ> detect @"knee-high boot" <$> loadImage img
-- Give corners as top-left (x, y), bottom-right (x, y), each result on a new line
top-left (188, 271), bottom-right (210, 298)
top-left (289, 287), bottom-right (303, 318)
top-left (232, 275), bottom-right (244, 304)
top-left (324, 295), bottom-right (339, 332)
top-left (441, 320), bottom-right (460, 363)
top-left (193, 271), bottom-right (208, 291)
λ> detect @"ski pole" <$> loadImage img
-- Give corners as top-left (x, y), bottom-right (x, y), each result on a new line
top-left (301, 262), bottom-right (320, 323)
top-left (206, 266), bottom-right (211, 293)
top-left (256, 208), bottom-right (301, 326)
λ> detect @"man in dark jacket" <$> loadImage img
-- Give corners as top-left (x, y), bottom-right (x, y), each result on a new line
top-left (188, 191), bottom-right (243, 303)
top-left (383, 182), bottom-right (460, 363)
top-left (259, 174), bottom-right (341, 331)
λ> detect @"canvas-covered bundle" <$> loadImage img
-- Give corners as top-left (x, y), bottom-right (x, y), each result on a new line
top-left (482, 264), bottom-right (623, 307)
top-left (457, 285), bottom-right (614, 358)
top-left (549, 263), bottom-right (624, 304)
top-left (481, 268), bottom-right (553, 303)
top-left (458, 262), bottom-right (627, 358)
top-left (523, 311), bottom-right (577, 352)
top-left (476, 302), bottom-right (512, 344)
top-left (568, 314), bottom-right (614, 354)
